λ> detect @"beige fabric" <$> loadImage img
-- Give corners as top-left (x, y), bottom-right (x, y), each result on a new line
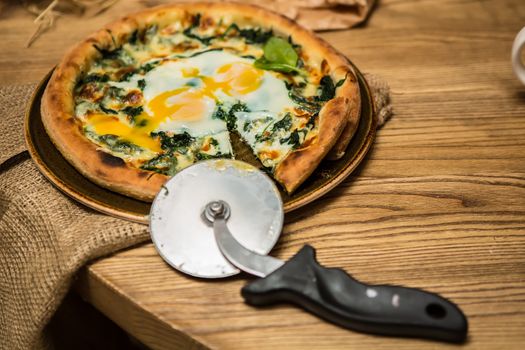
top-left (0, 75), bottom-right (391, 349)
top-left (143, 0), bottom-right (376, 30)
top-left (364, 73), bottom-right (393, 126)
top-left (0, 84), bottom-right (33, 165)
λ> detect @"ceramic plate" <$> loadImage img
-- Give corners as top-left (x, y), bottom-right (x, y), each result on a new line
top-left (25, 66), bottom-right (376, 224)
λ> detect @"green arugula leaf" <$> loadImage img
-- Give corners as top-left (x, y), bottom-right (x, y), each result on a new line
top-left (254, 37), bottom-right (302, 74)
top-left (254, 60), bottom-right (302, 74)
top-left (264, 37), bottom-right (297, 65)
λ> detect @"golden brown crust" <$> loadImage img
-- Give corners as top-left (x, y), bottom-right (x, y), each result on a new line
top-left (274, 63), bottom-right (359, 192)
top-left (41, 2), bottom-right (360, 200)
top-left (326, 66), bottom-right (361, 160)
top-left (40, 16), bottom-right (164, 201)
top-left (274, 96), bottom-right (350, 192)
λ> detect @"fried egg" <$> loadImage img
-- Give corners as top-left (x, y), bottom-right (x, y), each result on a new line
top-left (85, 50), bottom-right (296, 157)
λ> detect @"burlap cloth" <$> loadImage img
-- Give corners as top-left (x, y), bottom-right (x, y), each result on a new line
top-left (0, 75), bottom-right (392, 349)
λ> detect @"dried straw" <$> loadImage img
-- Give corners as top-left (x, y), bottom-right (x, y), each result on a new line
top-left (24, 0), bottom-right (119, 47)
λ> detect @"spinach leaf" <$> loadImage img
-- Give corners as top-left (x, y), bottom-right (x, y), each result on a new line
top-left (227, 102), bottom-right (249, 131)
top-left (99, 103), bottom-right (118, 115)
top-left (255, 133), bottom-right (272, 143)
top-left (183, 14), bottom-right (215, 45)
top-left (280, 129), bottom-right (302, 149)
top-left (288, 90), bottom-right (320, 114)
top-left (173, 48), bottom-right (223, 59)
top-left (93, 44), bottom-right (121, 60)
top-left (183, 30), bottom-right (215, 45)
top-left (188, 47), bottom-right (223, 57)
top-left (315, 75), bottom-right (337, 102)
top-left (82, 73), bottom-right (109, 84)
top-left (336, 76), bottom-right (346, 88)
top-left (255, 125), bottom-right (273, 143)
top-left (119, 70), bottom-right (135, 82)
top-left (213, 102), bottom-right (249, 131)
top-left (306, 113), bottom-right (318, 128)
top-left (212, 105), bottom-right (227, 121)
top-left (313, 75), bottom-right (346, 102)
top-left (140, 154), bottom-right (177, 175)
top-left (272, 113), bottom-right (292, 132)
top-left (287, 35), bottom-right (301, 50)
top-left (152, 131), bottom-right (194, 152)
top-left (141, 154), bottom-right (169, 170)
top-left (223, 24), bottom-right (273, 44)
top-left (106, 86), bottom-right (127, 101)
top-left (196, 152), bottom-right (232, 161)
top-left (128, 29), bottom-right (138, 44)
top-left (254, 37), bottom-right (301, 74)
top-left (137, 79), bottom-right (146, 90)
top-left (98, 135), bottom-right (141, 154)
top-left (121, 106), bottom-right (143, 123)
top-left (185, 79), bottom-right (199, 87)
top-left (166, 158), bottom-right (179, 176)
top-left (241, 28), bottom-right (273, 44)
top-left (139, 61), bottom-right (159, 74)
top-left (287, 75), bottom-right (344, 114)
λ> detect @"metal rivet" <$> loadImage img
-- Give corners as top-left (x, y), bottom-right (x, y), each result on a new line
top-left (203, 200), bottom-right (231, 224)
top-left (210, 201), bottom-right (224, 215)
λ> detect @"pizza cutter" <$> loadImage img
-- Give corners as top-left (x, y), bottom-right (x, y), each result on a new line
top-left (149, 159), bottom-right (468, 343)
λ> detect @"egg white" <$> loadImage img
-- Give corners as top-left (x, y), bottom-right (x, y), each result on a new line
top-left (141, 50), bottom-right (295, 135)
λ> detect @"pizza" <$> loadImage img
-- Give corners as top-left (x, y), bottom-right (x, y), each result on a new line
top-left (41, 2), bottom-right (360, 201)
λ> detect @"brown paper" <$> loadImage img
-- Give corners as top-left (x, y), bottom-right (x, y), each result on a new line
top-left (141, 0), bottom-right (376, 30)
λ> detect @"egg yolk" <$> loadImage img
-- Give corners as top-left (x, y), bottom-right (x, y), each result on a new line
top-left (149, 87), bottom-right (209, 122)
top-left (215, 62), bottom-right (262, 95)
top-left (88, 61), bottom-right (264, 153)
top-left (180, 63), bottom-right (263, 96)
top-left (89, 114), bottom-right (162, 152)
top-left (89, 88), bottom-right (212, 152)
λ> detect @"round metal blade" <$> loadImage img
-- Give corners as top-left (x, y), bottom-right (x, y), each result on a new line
top-left (149, 159), bottom-right (284, 278)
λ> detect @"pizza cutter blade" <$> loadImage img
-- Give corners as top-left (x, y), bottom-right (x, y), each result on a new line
top-left (149, 159), bottom-right (283, 278)
top-left (150, 159), bottom-right (468, 343)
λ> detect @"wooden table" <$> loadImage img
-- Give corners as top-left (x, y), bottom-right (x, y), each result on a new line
top-left (2, 0), bottom-right (525, 348)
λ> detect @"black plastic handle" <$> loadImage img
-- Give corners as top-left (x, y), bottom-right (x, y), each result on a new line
top-left (241, 245), bottom-right (468, 343)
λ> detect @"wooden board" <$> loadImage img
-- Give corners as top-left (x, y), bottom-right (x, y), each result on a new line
top-left (2, 0), bottom-right (525, 349)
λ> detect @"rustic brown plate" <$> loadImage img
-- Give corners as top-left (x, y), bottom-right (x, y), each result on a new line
top-left (25, 67), bottom-right (376, 224)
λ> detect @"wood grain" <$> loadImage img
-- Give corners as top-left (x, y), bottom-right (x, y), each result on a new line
top-left (3, 0), bottom-right (525, 348)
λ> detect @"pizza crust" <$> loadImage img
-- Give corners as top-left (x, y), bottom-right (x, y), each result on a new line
top-left (326, 65), bottom-right (361, 160)
top-left (274, 95), bottom-right (350, 192)
top-left (41, 2), bottom-right (360, 201)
